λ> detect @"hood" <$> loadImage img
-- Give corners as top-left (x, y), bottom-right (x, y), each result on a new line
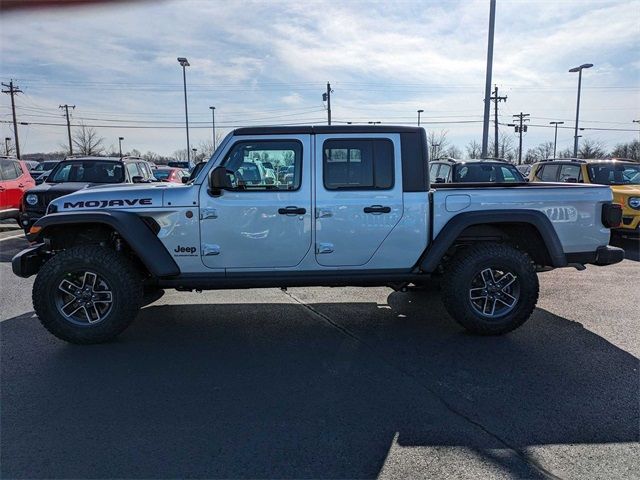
top-left (610, 184), bottom-right (640, 196)
top-left (49, 182), bottom-right (179, 213)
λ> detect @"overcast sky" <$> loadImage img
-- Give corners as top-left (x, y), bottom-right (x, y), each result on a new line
top-left (1, 0), bottom-right (639, 157)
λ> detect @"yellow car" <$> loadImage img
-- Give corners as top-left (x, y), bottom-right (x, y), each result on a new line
top-left (529, 159), bottom-right (640, 235)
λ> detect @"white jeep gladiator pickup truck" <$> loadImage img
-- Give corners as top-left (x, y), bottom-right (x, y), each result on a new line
top-left (12, 126), bottom-right (624, 344)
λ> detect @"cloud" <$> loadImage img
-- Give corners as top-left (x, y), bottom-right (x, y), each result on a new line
top-left (1, 0), bottom-right (638, 155)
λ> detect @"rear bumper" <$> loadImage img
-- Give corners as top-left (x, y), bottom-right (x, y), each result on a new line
top-left (565, 245), bottom-right (625, 267)
top-left (12, 243), bottom-right (46, 278)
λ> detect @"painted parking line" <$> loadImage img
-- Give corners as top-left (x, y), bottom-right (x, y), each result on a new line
top-left (0, 233), bottom-right (25, 242)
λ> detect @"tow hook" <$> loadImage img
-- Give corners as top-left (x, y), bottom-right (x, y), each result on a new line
top-left (568, 263), bottom-right (586, 271)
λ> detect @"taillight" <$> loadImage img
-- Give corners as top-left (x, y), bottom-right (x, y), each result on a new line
top-left (601, 203), bottom-right (622, 228)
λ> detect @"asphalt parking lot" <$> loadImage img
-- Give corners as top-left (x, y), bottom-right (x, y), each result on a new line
top-left (1, 222), bottom-right (638, 479)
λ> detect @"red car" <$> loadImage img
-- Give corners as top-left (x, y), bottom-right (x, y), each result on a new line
top-left (0, 157), bottom-right (35, 221)
top-left (153, 167), bottom-right (188, 183)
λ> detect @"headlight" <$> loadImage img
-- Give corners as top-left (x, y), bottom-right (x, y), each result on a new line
top-left (25, 194), bottom-right (38, 206)
top-left (629, 197), bottom-right (640, 210)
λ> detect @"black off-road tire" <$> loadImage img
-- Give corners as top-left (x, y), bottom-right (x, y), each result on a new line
top-left (33, 246), bottom-right (143, 344)
top-left (441, 243), bottom-right (539, 335)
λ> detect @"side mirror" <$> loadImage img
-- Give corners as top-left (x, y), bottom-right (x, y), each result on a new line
top-left (564, 177), bottom-right (578, 183)
top-left (132, 176), bottom-right (144, 183)
top-left (434, 177), bottom-right (446, 183)
top-left (209, 166), bottom-right (232, 196)
top-left (181, 176), bottom-right (189, 184)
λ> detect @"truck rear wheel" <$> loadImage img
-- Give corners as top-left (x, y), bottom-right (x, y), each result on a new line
top-left (33, 246), bottom-right (142, 344)
top-left (441, 243), bottom-right (539, 335)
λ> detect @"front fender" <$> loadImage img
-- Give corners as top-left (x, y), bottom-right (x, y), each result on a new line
top-left (25, 210), bottom-right (180, 278)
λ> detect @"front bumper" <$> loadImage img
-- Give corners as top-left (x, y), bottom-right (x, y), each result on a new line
top-left (12, 243), bottom-right (46, 278)
top-left (566, 245), bottom-right (625, 267)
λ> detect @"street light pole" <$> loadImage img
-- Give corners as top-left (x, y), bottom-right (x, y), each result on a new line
top-left (209, 106), bottom-right (216, 151)
top-left (177, 57), bottom-right (191, 166)
top-left (4, 137), bottom-right (10, 156)
top-left (417, 109), bottom-right (424, 126)
top-left (549, 121), bottom-right (564, 158)
top-left (118, 136), bottom-right (124, 157)
top-left (569, 63), bottom-right (593, 158)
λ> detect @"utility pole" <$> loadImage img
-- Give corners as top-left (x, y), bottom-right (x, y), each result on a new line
top-left (633, 120), bottom-right (640, 141)
top-left (2, 80), bottom-right (23, 159)
top-left (322, 82), bottom-right (333, 125)
top-left (481, 0), bottom-right (497, 159)
top-left (489, 85), bottom-right (507, 158)
top-left (209, 106), bottom-right (216, 151)
top-left (508, 113), bottom-right (530, 165)
top-left (417, 109), bottom-right (424, 126)
top-left (59, 104), bottom-right (75, 155)
top-left (118, 136), bottom-right (124, 157)
top-left (4, 137), bottom-right (11, 156)
top-left (549, 121), bottom-right (564, 158)
top-left (431, 142), bottom-right (441, 161)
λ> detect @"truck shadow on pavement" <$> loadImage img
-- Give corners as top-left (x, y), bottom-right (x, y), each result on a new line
top-left (1, 289), bottom-right (638, 479)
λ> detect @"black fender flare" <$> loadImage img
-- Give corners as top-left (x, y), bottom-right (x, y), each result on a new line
top-left (419, 209), bottom-right (567, 272)
top-left (27, 210), bottom-right (180, 277)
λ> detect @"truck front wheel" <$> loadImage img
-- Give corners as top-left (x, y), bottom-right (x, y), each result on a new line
top-left (33, 246), bottom-right (143, 344)
top-left (441, 243), bottom-right (539, 335)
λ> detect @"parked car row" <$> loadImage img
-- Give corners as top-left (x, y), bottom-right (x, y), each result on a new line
top-left (0, 156), bottom-right (35, 221)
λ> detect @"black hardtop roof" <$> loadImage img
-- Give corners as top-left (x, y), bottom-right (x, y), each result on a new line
top-left (233, 125), bottom-right (423, 136)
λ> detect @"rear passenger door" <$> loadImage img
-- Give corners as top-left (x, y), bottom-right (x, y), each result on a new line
top-left (314, 134), bottom-right (403, 267)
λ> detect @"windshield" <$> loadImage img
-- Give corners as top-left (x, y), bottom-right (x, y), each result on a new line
top-left (154, 169), bottom-right (172, 180)
top-left (33, 161), bottom-right (59, 171)
top-left (453, 163), bottom-right (524, 183)
top-left (47, 161), bottom-right (125, 183)
top-left (587, 163), bottom-right (640, 185)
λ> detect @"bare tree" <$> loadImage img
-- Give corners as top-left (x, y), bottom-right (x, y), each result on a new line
top-left (445, 145), bottom-right (462, 159)
top-left (611, 140), bottom-right (640, 161)
top-left (488, 132), bottom-right (516, 161)
top-left (465, 140), bottom-right (482, 159)
top-left (578, 139), bottom-right (607, 159)
top-left (72, 123), bottom-right (104, 156)
top-left (172, 149), bottom-right (189, 162)
top-left (427, 130), bottom-right (449, 159)
top-left (557, 147), bottom-right (574, 158)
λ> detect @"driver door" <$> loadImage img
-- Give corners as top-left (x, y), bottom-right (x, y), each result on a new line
top-left (199, 135), bottom-right (312, 269)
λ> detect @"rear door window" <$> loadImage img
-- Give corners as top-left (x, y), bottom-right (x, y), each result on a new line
top-left (559, 164), bottom-right (582, 182)
top-left (538, 164), bottom-right (560, 181)
top-left (0, 160), bottom-right (19, 180)
top-left (323, 139), bottom-right (394, 190)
